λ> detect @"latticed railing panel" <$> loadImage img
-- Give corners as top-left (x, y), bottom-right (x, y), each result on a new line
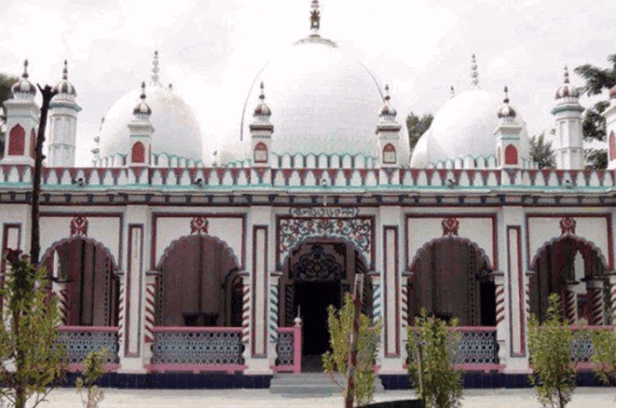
top-left (455, 329), bottom-right (497, 365)
top-left (275, 331), bottom-right (295, 367)
top-left (152, 330), bottom-right (244, 365)
top-left (406, 327), bottom-right (498, 367)
top-left (571, 329), bottom-right (597, 365)
top-left (56, 328), bottom-right (120, 365)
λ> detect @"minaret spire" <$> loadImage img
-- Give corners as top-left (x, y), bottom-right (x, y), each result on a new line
top-left (62, 60), bottom-right (68, 80)
top-left (471, 54), bottom-right (479, 88)
top-left (450, 85), bottom-right (455, 99)
top-left (151, 50), bottom-right (160, 86)
top-left (310, 0), bottom-right (320, 37)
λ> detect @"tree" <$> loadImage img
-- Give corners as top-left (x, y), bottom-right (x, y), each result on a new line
top-left (530, 132), bottom-right (556, 169)
top-left (590, 329), bottom-right (616, 386)
top-left (407, 310), bottom-right (463, 408)
top-left (0, 74), bottom-right (19, 158)
top-left (0, 250), bottom-right (66, 408)
top-left (527, 293), bottom-right (577, 408)
top-left (322, 292), bottom-right (382, 407)
top-left (574, 54), bottom-right (616, 169)
top-left (406, 112), bottom-right (433, 152)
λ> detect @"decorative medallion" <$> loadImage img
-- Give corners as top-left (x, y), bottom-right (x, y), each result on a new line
top-left (70, 216), bottom-right (88, 236)
top-left (190, 216), bottom-right (209, 235)
top-left (289, 207), bottom-right (359, 218)
top-left (441, 217), bottom-right (459, 236)
top-left (560, 216), bottom-right (576, 235)
top-left (291, 244), bottom-right (343, 281)
top-left (278, 217), bottom-right (372, 269)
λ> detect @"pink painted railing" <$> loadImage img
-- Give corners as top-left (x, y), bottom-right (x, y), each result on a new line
top-left (273, 319), bottom-right (302, 373)
top-left (406, 326), bottom-right (503, 373)
top-left (56, 326), bottom-right (120, 372)
top-left (146, 327), bottom-right (246, 374)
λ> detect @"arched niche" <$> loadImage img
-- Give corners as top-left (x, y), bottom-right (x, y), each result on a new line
top-left (40, 236), bottom-right (121, 326)
top-left (408, 236), bottom-right (495, 326)
top-left (156, 234), bottom-right (241, 327)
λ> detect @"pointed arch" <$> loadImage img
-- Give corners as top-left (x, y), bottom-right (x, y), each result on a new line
top-left (8, 124), bottom-right (25, 156)
top-left (40, 235), bottom-right (120, 274)
top-left (409, 236), bottom-right (492, 276)
top-left (156, 234), bottom-right (240, 271)
top-left (529, 234), bottom-right (609, 273)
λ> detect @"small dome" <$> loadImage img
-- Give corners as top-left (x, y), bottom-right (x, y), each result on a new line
top-left (555, 66), bottom-right (579, 99)
top-left (52, 60), bottom-right (76, 97)
top-left (410, 88), bottom-right (531, 167)
top-left (99, 84), bottom-right (203, 161)
top-left (379, 84), bottom-right (397, 118)
top-left (496, 86), bottom-right (517, 120)
top-left (12, 60), bottom-right (36, 99)
top-left (132, 82), bottom-right (152, 117)
top-left (253, 82), bottom-right (272, 117)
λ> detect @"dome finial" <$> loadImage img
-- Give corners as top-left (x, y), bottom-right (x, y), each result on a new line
top-left (151, 50), bottom-right (160, 86)
top-left (140, 81), bottom-right (146, 99)
top-left (62, 60), bottom-right (68, 80)
top-left (503, 86), bottom-right (509, 103)
top-left (384, 84), bottom-right (390, 102)
top-left (450, 85), bottom-right (455, 99)
top-left (563, 65), bottom-right (570, 84)
top-left (259, 81), bottom-right (265, 100)
top-left (310, 0), bottom-right (320, 36)
top-left (22, 59), bottom-right (29, 79)
top-left (471, 54), bottom-right (479, 88)
top-left (497, 85), bottom-right (516, 119)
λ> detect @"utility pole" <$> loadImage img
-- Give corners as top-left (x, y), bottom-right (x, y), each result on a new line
top-left (30, 84), bottom-right (57, 264)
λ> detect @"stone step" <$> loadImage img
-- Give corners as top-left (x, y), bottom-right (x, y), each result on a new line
top-left (270, 372), bottom-right (384, 397)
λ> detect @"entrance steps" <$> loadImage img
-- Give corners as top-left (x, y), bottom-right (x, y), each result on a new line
top-left (270, 372), bottom-right (385, 397)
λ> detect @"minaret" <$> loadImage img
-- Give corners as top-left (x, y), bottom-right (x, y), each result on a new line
top-left (2, 60), bottom-right (38, 165)
top-left (494, 86), bottom-right (522, 168)
top-left (48, 60), bottom-right (81, 167)
top-left (603, 85), bottom-right (615, 169)
top-left (249, 82), bottom-right (273, 167)
top-left (551, 66), bottom-right (585, 169)
top-left (127, 82), bottom-right (154, 167)
top-left (376, 84), bottom-right (402, 167)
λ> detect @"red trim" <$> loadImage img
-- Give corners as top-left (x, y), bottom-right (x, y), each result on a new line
top-left (504, 145), bottom-right (518, 165)
top-left (126, 224), bottom-right (144, 357)
top-left (131, 142), bottom-right (145, 164)
top-left (251, 225), bottom-right (268, 358)
top-left (405, 213), bottom-right (498, 271)
top-left (150, 213), bottom-right (247, 271)
top-left (383, 225), bottom-right (400, 357)
top-left (507, 226), bottom-right (525, 357)
top-left (8, 124), bottom-right (25, 156)
top-left (525, 213), bottom-right (613, 271)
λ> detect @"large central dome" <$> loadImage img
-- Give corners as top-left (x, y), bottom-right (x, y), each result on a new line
top-left (235, 37), bottom-right (387, 160)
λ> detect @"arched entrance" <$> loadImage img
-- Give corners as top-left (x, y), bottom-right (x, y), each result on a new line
top-left (529, 235), bottom-right (610, 325)
top-left (40, 237), bottom-right (120, 326)
top-left (408, 237), bottom-right (496, 326)
top-left (279, 238), bottom-right (371, 368)
top-left (156, 235), bottom-right (242, 327)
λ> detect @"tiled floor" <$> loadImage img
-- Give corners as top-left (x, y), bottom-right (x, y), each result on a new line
top-left (36, 387), bottom-right (616, 408)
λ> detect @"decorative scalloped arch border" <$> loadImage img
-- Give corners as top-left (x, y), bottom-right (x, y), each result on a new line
top-left (40, 236), bottom-right (121, 275)
top-left (280, 235), bottom-right (371, 273)
top-left (408, 236), bottom-right (493, 276)
top-left (528, 233), bottom-right (609, 274)
top-left (156, 234), bottom-right (240, 272)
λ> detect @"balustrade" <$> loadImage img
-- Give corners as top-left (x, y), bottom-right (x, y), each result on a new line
top-left (147, 327), bottom-right (246, 374)
top-left (56, 326), bottom-right (120, 372)
top-left (273, 319), bottom-right (302, 373)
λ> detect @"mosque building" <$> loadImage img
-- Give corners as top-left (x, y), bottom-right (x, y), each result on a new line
top-left (0, 0), bottom-right (614, 386)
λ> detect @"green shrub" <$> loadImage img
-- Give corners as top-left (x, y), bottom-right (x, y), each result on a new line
top-left (322, 292), bottom-right (382, 407)
top-left (76, 348), bottom-right (109, 408)
top-left (527, 293), bottom-right (576, 408)
top-left (590, 328), bottom-right (616, 386)
top-left (407, 309), bottom-right (463, 408)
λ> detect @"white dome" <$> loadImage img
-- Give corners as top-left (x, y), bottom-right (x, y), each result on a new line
top-left (99, 85), bottom-right (203, 161)
top-left (228, 37), bottom-right (408, 162)
top-left (410, 89), bottom-right (531, 167)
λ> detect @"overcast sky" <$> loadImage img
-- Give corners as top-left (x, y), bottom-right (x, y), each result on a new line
top-left (1, 0), bottom-right (615, 166)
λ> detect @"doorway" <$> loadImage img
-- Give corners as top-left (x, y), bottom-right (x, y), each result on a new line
top-left (295, 281), bottom-right (341, 370)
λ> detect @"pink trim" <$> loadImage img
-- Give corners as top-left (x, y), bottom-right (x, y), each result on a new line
top-left (272, 319), bottom-right (302, 373)
top-left (151, 326), bottom-right (243, 333)
top-left (145, 364), bottom-right (247, 374)
top-left (66, 363), bottom-right (120, 373)
top-left (59, 326), bottom-right (119, 333)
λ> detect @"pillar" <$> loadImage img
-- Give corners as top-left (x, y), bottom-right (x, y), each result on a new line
top-left (490, 271), bottom-right (507, 368)
top-left (585, 278), bottom-right (606, 326)
top-left (563, 280), bottom-right (580, 325)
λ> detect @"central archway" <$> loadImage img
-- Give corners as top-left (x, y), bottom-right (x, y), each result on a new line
top-left (279, 237), bottom-right (371, 369)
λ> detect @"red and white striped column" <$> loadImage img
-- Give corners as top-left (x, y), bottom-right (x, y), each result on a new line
top-left (143, 270), bottom-right (158, 364)
top-left (586, 278), bottom-right (605, 326)
top-left (240, 272), bottom-right (251, 362)
top-left (607, 273), bottom-right (616, 324)
top-left (564, 280), bottom-right (579, 325)
top-left (490, 271), bottom-right (506, 367)
top-left (116, 271), bottom-right (126, 353)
